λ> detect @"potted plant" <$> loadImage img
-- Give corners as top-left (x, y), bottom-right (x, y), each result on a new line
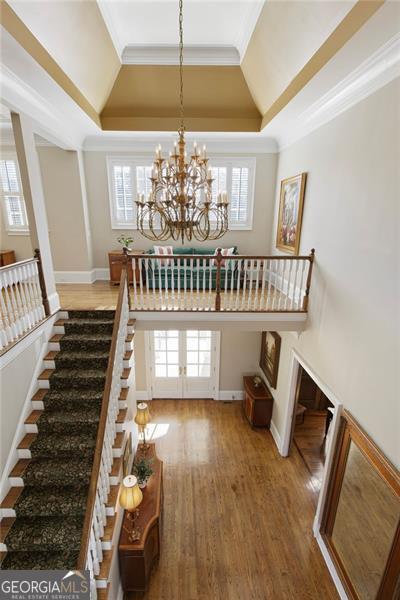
top-left (133, 457), bottom-right (154, 489)
top-left (117, 234), bottom-right (134, 251)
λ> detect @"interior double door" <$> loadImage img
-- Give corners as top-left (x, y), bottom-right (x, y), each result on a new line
top-left (150, 330), bottom-right (217, 398)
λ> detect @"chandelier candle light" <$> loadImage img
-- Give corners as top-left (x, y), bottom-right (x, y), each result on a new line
top-left (135, 0), bottom-right (229, 243)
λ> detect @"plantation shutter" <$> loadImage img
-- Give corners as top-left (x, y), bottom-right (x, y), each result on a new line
top-left (113, 165), bottom-right (133, 224)
top-left (230, 167), bottom-right (249, 226)
top-left (0, 158), bottom-right (28, 230)
top-left (211, 167), bottom-right (227, 204)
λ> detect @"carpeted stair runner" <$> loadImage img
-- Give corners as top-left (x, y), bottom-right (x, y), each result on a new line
top-left (2, 310), bottom-right (115, 570)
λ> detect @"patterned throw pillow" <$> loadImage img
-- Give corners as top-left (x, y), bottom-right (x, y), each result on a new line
top-left (154, 245), bottom-right (174, 267)
top-left (212, 247), bottom-right (235, 267)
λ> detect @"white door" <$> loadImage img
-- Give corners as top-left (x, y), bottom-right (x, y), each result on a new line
top-left (149, 330), bottom-right (219, 398)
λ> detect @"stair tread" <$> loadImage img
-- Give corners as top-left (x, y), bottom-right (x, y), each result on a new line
top-left (102, 515), bottom-right (116, 541)
top-left (13, 487), bottom-right (88, 518)
top-left (32, 389), bottom-right (48, 402)
top-left (0, 518), bottom-right (16, 543)
top-left (3, 516), bottom-right (84, 551)
top-left (0, 487), bottom-right (23, 510)
top-left (111, 456), bottom-right (122, 477)
top-left (44, 351), bottom-right (58, 360)
top-left (128, 318), bottom-right (135, 326)
top-left (9, 459), bottom-right (30, 478)
top-left (25, 410), bottom-right (42, 424)
top-left (124, 350), bottom-right (133, 360)
top-left (121, 368), bottom-right (130, 379)
top-left (96, 549), bottom-right (113, 580)
top-left (17, 434), bottom-right (37, 449)
top-left (119, 388), bottom-right (129, 401)
top-left (106, 485), bottom-right (119, 508)
top-left (126, 333), bottom-right (134, 342)
top-left (113, 432), bottom-right (124, 449)
top-left (49, 334), bottom-right (63, 343)
top-left (117, 408), bottom-right (127, 423)
top-left (38, 369), bottom-right (54, 380)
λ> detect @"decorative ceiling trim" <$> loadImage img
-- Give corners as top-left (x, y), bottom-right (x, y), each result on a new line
top-left (100, 115), bottom-right (262, 134)
top-left (236, 1), bottom-right (265, 61)
top-left (261, 0), bottom-right (385, 130)
top-left (122, 45), bottom-right (240, 66)
top-left (0, 1), bottom-right (101, 127)
top-left (97, 0), bottom-right (124, 59)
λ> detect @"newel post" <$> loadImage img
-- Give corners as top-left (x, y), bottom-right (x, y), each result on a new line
top-left (122, 246), bottom-right (131, 310)
top-left (302, 248), bottom-right (315, 311)
top-left (215, 248), bottom-right (222, 311)
top-left (34, 248), bottom-right (50, 316)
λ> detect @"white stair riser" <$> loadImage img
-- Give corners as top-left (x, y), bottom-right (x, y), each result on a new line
top-left (38, 380), bottom-right (50, 389)
top-left (1, 508), bottom-right (16, 518)
top-left (121, 380), bottom-right (128, 389)
top-left (125, 340), bottom-right (133, 351)
top-left (32, 401), bottom-right (44, 410)
top-left (105, 506), bottom-right (115, 517)
top-left (43, 360), bottom-right (55, 369)
top-left (48, 342), bottom-right (60, 352)
top-left (112, 448), bottom-right (122, 458)
top-left (53, 325), bottom-right (65, 335)
top-left (96, 580), bottom-right (107, 589)
top-left (109, 475), bottom-right (119, 486)
top-left (18, 449), bottom-right (31, 459)
top-left (25, 424), bottom-right (38, 434)
top-left (0, 543), bottom-right (7, 552)
top-left (58, 311), bottom-right (69, 319)
top-left (116, 423), bottom-right (124, 433)
top-left (101, 540), bottom-right (112, 551)
top-left (9, 477), bottom-right (24, 487)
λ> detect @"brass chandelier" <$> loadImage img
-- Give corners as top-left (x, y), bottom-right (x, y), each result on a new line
top-left (135, 0), bottom-right (229, 243)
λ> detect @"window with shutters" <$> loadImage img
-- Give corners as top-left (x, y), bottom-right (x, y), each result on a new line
top-left (107, 156), bottom-right (255, 230)
top-left (210, 158), bottom-right (255, 230)
top-left (107, 157), bottom-right (153, 229)
top-left (0, 156), bottom-right (29, 233)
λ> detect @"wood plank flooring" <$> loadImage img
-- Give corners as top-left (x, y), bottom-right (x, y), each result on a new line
top-left (293, 413), bottom-right (327, 495)
top-left (127, 400), bottom-right (338, 600)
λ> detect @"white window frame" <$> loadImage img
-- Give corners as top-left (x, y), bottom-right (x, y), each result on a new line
top-left (209, 157), bottom-right (256, 230)
top-left (107, 155), bottom-right (153, 230)
top-left (0, 153), bottom-right (29, 235)
top-left (107, 155), bottom-right (256, 231)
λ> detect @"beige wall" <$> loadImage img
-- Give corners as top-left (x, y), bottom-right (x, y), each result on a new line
top-left (83, 152), bottom-right (278, 268)
top-left (37, 146), bottom-right (92, 272)
top-left (8, 0), bottom-right (120, 113)
top-left (264, 79), bottom-right (400, 468)
top-left (134, 330), bottom-right (261, 393)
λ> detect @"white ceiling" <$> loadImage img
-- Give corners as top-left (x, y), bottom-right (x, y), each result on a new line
top-left (97, 0), bottom-right (264, 59)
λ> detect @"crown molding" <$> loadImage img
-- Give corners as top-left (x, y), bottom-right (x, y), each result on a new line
top-left (236, 1), bottom-right (265, 61)
top-left (277, 33), bottom-right (400, 151)
top-left (97, 0), bottom-right (124, 59)
top-left (121, 44), bottom-right (240, 66)
top-left (83, 133), bottom-right (278, 154)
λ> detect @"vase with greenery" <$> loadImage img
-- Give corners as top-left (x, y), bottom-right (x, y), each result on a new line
top-left (133, 457), bottom-right (154, 489)
top-left (117, 234), bottom-right (134, 251)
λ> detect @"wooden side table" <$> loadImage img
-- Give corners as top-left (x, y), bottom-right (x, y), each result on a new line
top-left (119, 444), bottom-right (163, 593)
top-left (108, 250), bottom-right (144, 285)
top-left (243, 375), bottom-right (273, 428)
top-left (0, 250), bottom-right (16, 266)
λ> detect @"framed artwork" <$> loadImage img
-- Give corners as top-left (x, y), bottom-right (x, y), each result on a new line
top-left (122, 433), bottom-right (132, 476)
top-left (276, 173), bottom-right (307, 254)
top-left (260, 331), bottom-right (281, 388)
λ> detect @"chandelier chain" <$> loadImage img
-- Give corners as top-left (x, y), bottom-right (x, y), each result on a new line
top-left (179, 0), bottom-right (184, 130)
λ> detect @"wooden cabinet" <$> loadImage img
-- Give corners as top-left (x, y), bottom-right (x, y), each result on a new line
top-left (119, 444), bottom-right (163, 593)
top-left (108, 250), bottom-right (144, 285)
top-left (0, 250), bottom-right (16, 267)
top-left (243, 375), bottom-right (273, 428)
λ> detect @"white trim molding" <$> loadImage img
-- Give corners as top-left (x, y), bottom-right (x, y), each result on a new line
top-left (269, 420), bottom-right (282, 453)
top-left (54, 269), bottom-right (110, 284)
top-left (122, 44), bottom-right (240, 66)
top-left (217, 390), bottom-right (244, 401)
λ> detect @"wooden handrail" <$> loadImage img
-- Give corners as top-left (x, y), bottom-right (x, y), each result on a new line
top-left (34, 248), bottom-right (50, 316)
top-left (0, 257), bottom-right (37, 272)
top-left (77, 266), bottom-right (128, 570)
top-left (126, 252), bottom-right (314, 261)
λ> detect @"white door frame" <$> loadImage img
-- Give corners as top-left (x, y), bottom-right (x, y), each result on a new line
top-left (282, 350), bottom-right (343, 535)
top-left (145, 330), bottom-right (221, 400)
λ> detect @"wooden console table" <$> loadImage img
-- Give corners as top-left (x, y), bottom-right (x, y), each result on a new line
top-left (118, 444), bottom-right (163, 593)
top-left (243, 375), bottom-right (273, 428)
top-left (108, 250), bottom-right (144, 285)
top-left (0, 250), bottom-right (16, 267)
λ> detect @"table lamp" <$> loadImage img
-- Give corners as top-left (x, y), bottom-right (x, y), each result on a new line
top-left (119, 474), bottom-right (143, 542)
top-left (134, 402), bottom-right (151, 452)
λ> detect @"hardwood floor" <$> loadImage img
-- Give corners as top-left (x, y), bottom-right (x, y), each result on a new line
top-left (127, 400), bottom-right (338, 600)
top-left (293, 412), bottom-right (327, 495)
top-left (57, 282), bottom-right (119, 310)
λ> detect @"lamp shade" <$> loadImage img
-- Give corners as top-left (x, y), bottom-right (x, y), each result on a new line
top-left (119, 475), bottom-right (143, 512)
top-left (134, 402), bottom-right (151, 427)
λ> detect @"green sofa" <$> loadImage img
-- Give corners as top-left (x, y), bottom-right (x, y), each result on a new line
top-left (143, 246), bottom-right (239, 290)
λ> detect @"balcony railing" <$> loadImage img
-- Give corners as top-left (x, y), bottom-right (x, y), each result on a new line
top-left (125, 249), bottom-right (315, 313)
top-left (0, 249), bottom-right (49, 351)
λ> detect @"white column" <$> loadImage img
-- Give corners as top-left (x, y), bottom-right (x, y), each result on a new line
top-left (11, 112), bottom-right (60, 313)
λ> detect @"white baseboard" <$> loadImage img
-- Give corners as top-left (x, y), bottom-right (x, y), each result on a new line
top-left (55, 270), bottom-right (95, 284)
top-left (54, 268), bottom-right (110, 284)
top-left (269, 420), bottom-right (282, 454)
top-left (316, 532), bottom-right (349, 600)
top-left (136, 390), bottom-right (151, 401)
top-left (217, 390), bottom-right (244, 401)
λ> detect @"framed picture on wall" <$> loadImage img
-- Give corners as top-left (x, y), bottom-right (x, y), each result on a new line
top-left (260, 332), bottom-right (281, 388)
top-left (122, 433), bottom-right (132, 476)
top-left (276, 173), bottom-right (307, 254)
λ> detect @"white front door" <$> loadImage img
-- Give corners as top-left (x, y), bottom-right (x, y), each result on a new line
top-left (149, 330), bottom-right (219, 398)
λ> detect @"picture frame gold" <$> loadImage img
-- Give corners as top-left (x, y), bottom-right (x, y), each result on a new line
top-left (276, 173), bottom-right (307, 255)
top-left (260, 331), bottom-right (281, 389)
top-left (122, 433), bottom-right (132, 477)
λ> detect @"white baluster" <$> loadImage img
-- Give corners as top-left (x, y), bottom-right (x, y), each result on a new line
top-left (183, 258), bottom-right (187, 310)
top-left (196, 258), bottom-right (200, 311)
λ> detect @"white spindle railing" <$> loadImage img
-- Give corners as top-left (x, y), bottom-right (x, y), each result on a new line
top-left (78, 268), bottom-right (129, 598)
top-left (127, 250), bottom-right (315, 313)
top-left (0, 257), bottom-right (46, 351)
